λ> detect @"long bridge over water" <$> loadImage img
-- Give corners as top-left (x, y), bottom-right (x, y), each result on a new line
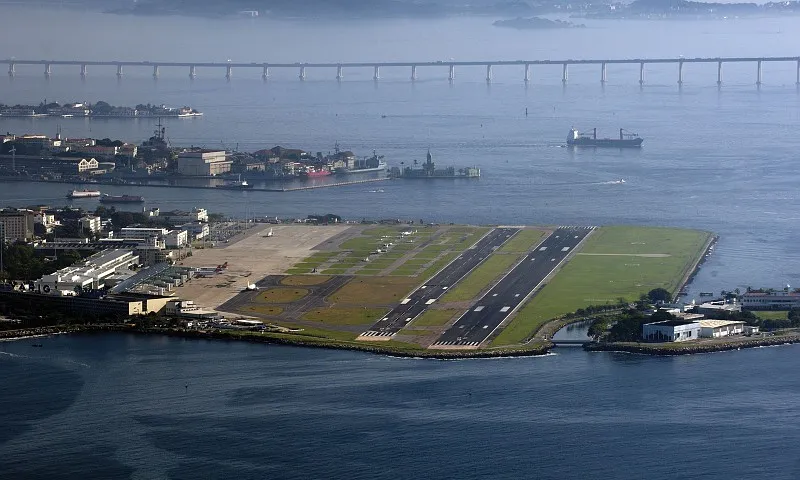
top-left (3, 56), bottom-right (800, 85)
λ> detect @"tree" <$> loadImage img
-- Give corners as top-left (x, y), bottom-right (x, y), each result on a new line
top-left (647, 288), bottom-right (671, 303)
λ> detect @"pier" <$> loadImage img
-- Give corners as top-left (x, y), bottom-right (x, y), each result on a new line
top-left (4, 56), bottom-right (800, 85)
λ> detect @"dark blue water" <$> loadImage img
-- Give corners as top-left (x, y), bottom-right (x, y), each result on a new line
top-left (2, 333), bottom-right (799, 479)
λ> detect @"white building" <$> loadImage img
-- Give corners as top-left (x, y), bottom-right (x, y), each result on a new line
top-left (741, 290), bottom-right (800, 310)
top-left (696, 301), bottom-right (741, 316)
top-left (160, 207), bottom-right (208, 224)
top-left (642, 320), bottom-right (701, 342)
top-left (180, 222), bottom-right (209, 240)
top-left (120, 226), bottom-right (169, 241)
top-left (79, 215), bottom-right (102, 234)
top-left (35, 249), bottom-right (138, 296)
top-left (177, 150), bottom-right (231, 176)
top-left (698, 320), bottom-right (745, 338)
top-left (164, 230), bottom-right (188, 248)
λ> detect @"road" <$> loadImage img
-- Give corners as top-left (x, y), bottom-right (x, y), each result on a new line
top-left (359, 227), bottom-right (520, 339)
top-left (432, 226), bottom-right (594, 348)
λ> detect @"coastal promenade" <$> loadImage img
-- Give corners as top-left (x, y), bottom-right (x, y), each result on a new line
top-left (4, 56), bottom-right (800, 85)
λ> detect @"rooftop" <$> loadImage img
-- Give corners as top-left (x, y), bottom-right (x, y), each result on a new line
top-left (647, 319), bottom-right (699, 327)
top-left (698, 320), bottom-right (746, 328)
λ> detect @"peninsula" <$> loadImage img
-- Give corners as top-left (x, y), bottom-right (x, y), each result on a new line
top-left (0, 101), bottom-right (202, 118)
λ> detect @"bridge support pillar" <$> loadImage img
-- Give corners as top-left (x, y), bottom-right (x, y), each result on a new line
top-left (485, 64), bottom-right (492, 82)
top-left (117, 64), bottom-right (124, 77)
top-left (152, 65), bottom-right (159, 78)
top-left (717, 61), bottom-right (723, 86)
top-left (449, 64), bottom-right (455, 81)
top-left (226, 64), bottom-right (233, 80)
top-left (756, 60), bottom-right (762, 86)
top-left (678, 60), bottom-right (684, 85)
top-left (189, 65), bottom-right (196, 78)
top-left (562, 63), bottom-right (568, 84)
top-left (639, 62), bottom-right (645, 85)
top-left (299, 66), bottom-right (306, 80)
top-left (796, 59), bottom-right (799, 85)
top-left (600, 62), bottom-right (606, 83)
top-left (44, 63), bottom-right (51, 77)
top-left (262, 64), bottom-right (269, 79)
top-left (80, 64), bottom-right (87, 77)
top-left (411, 65), bottom-right (417, 81)
top-left (524, 63), bottom-right (530, 82)
top-left (7, 62), bottom-right (14, 77)
top-left (336, 65), bottom-right (343, 80)
top-left (373, 65), bottom-right (380, 80)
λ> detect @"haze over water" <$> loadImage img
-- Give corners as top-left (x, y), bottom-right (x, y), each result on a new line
top-left (2, 10), bottom-right (800, 478)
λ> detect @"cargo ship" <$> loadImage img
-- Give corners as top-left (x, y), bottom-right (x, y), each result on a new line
top-left (391, 150), bottom-right (480, 179)
top-left (301, 167), bottom-right (332, 178)
top-left (99, 194), bottom-right (145, 204)
top-left (336, 151), bottom-right (387, 175)
top-left (67, 189), bottom-right (101, 199)
top-left (566, 128), bottom-right (643, 148)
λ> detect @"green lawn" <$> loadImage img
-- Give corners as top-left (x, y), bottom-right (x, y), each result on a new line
top-left (497, 229), bottom-right (545, 254)
top-left (491, 226), bottom-right (712, 346)
top-left (756, 310), bottom-right (789, 320)
top-left (302, 307), bottom-right (388, 326)
top-left (441, 254), bottom-right (521, 302)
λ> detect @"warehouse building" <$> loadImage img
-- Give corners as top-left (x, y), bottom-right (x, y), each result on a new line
top-left (34, 249), bottom-right (138, 296)
top-left (698, 320), bottom-right (746, 338)
top-left (642, 319), bottom-right (701, 342)
top-left (176, 150), bottom-right (231, 176)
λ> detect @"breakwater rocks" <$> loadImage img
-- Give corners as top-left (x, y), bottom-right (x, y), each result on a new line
top-left (585, 333), bottom-right (800, 356)
top-left (0, 324), bottom-right (551, 359)
top-left (127, 328), bottom-right (553, 359)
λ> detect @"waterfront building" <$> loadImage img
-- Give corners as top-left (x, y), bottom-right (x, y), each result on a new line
top-left (0, 209), bottom-right (35, 241)
top-left (698, 320), bottom-right (745, 338)
top-left (177, 150), bottom-right (231, 176)
top-left (79, 215), bottom-right (102, 234)
top-left (741, 290), bottom-right (800, 310)
top-left (642, 319), bottom-right (701, 342)
top-left (34, 249), bottom-right (138, 295)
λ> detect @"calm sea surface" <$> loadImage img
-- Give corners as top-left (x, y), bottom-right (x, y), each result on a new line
top-left (2, 10), bottom-right (800, 478)
top-left (3, 333), bottom-right (800, 479)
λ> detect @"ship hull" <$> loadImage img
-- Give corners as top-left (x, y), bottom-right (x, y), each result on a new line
top-left (567, 138), bottom-right (643, 148)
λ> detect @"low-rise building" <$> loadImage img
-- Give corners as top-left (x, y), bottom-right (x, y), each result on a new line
top-left (34, 212), bottom-right (58, 232)
top-left (164, 229), bottom-right (188, 248)
top-left (698, 320), bottom-right (745, 338)
top-left (176, 150), bottom-right (231, 176)
top-left (160, 207), bottom-right (208, 224)
top-left (34, 249), bottom-right (139, 295)
top-left (696, 301), bottom-right (741, 316)
top-left (120, 226), bottom-right (169, 241)
top-left (180, 222), bottom-right (209, 240)
top-left (79, 215), bottom-right (102, 234)
top-left (642, 319), bottom-right (701, 342)
top-left (741, 290), bottom-right (800, 310)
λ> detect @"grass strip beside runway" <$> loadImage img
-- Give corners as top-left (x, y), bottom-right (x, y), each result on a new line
top-left (491, 226), bottom-right (712, 346)
top-left (440, 254), bottom-right (523, 302)
top-left (327, 277), bottom-right (419, 305)
top-left (302, 307), bottom-right (389, 326)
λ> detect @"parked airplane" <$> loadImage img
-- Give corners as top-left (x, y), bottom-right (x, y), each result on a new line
top-left (244, 283), bottom-right (259, 291)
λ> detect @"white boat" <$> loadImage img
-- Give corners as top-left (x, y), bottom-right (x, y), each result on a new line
top-left (67, 189), bottom-right (101, 199)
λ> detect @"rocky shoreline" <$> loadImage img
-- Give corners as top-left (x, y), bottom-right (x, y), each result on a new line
top-left (584, 332), bottom-right (800, 355)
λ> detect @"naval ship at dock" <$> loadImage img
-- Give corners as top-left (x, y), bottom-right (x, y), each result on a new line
top-left (390, 150), bottom-right (480, 179)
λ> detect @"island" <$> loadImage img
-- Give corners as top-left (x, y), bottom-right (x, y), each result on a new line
top-left (0, 101), bottom-right (202, 118)
top-left (493, 17), bottom-right (585, 30)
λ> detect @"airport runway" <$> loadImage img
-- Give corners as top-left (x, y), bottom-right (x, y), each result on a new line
top-left (359, 227), bottom-right (520, 339)
top-left (432, 226), bottom-right (594, 348)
